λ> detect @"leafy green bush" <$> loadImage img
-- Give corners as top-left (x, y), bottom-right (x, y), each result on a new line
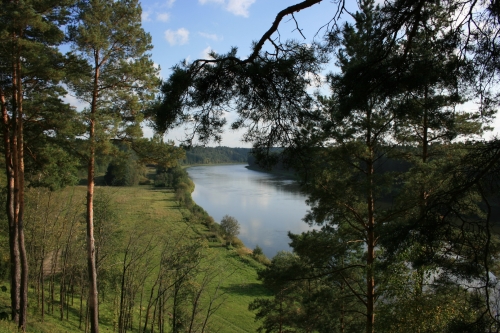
top-left (252, 245), bottom-right (270, 265)
top-left (104, 154), bottom-right (144, 186)
top-left (253, 245), bottom-right (263, 256)
top-left (231, 237), bottom-right (244, 249)
top-left (253, 254), bottom-right (271, 266)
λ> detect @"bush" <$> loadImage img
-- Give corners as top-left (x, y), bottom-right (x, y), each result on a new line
top-left (252, 245), bottom-right (263, 256)
top-left (236, 247), bottom-right (251, 257)
top-left (253, 253), bottom-right (271, 266)
top-left (104, 151), bottom-right (144, 186)
top-left (220, 215), bottom-right (240, 246)
top-left (251, 245), bottom-right (270, 265)
top-left (205, 232), bottom-right (221, 243)
top-left (231, 237), bottom-right (244, 249)
top-left (203, 216), bottom-right (215, 227)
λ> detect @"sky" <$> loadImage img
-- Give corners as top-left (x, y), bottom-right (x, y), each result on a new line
top-left (123, 0), bottom-right (499, 146)
top-left (138, 0), bottom-right (349, 147)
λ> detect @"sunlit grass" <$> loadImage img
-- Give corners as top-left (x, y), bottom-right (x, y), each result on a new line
top-left (0, 184), bottom-right (270, 332)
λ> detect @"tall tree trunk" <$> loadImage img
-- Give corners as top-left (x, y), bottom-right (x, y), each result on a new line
top-left (12, 43), bottom-right (28, 330)
top-left (365, 109), bottom-right (375, 333)
top-left (86, 53), bottom-right (100, 333)
top-left (1, 84), bottom-right (20, 324)
top-left (17, 99), bottom-right (28, 331)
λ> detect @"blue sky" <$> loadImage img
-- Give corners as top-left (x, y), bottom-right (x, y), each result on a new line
top-left (138, 0), bottom-right (350, 146)
top-left (128, 0), bottom-right (498, 146)
top-left (140, 0), bottom-right (341, 79)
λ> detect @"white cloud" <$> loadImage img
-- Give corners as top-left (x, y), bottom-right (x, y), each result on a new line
top-left (198, 32), bottom-right (222, 41)
top-left (226, 0), bottom-right (255, 17)
top-left (157, 12), bottom-right (170, 22)
top-left (167, 0), bottom-right (176, 7)
top-left (142, 11), bottom-right (152, 22)
top-left (165, 28), bottom-right (190, 46)
top-left (200, 46), bottom-right (216, 59)
top-left (199, 0), bottom-right (255, 17)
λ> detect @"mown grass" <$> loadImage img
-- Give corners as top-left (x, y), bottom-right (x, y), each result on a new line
top-left (0, 183), bottom-right (271, 332)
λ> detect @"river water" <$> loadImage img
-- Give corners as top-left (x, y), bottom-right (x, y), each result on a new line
top-left (187, 164), bottom-right (311, 258)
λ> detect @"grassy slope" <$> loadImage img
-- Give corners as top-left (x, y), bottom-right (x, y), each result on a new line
top-left (0, 185), bottom-right (270, 332)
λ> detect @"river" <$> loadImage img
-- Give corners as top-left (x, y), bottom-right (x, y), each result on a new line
top-left (187, 164), bottom-right (311, 258)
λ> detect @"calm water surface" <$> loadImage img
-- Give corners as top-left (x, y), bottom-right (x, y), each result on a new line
top-left (187, 164), bottom-right (311, 258)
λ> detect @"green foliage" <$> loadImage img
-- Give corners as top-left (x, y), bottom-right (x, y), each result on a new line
top-left (250, 249), bottom-right (352, 333)
top-left (181, 146), bottom-right (250, 165)
top-left (102, 143), bottom-right (147, 186)
top-left (253, 245), bottom-right (263, 256)
top-left (0, 0), bottom-right (85, 191)
top-left (220, 215), bottom-right (240, 246)
top-left (67, 0), bottom-right (160, 165)
top-left (132, 136), bottom-right (186, 168)
top-left (3, 0), bottom-right (500, 331)
top-left (252, 246), bottom-right (270, 266)
top-left (156, 165), bottom-right (194, 189)
top-left (152, 43), bottom-right (322, 146)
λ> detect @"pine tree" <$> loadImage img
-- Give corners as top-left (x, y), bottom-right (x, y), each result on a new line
top-left (67, 0), bottom-right (159, 331)
top-left (299, 2), bottom-right (398, 331)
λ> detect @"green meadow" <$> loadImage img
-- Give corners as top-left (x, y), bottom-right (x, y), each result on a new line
top-left (0, 183), bottom-right (270, 333)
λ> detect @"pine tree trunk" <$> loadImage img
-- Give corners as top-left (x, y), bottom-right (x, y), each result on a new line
top-left (1, 86), bottom-right (20, 324)
top-left (86, 57), bottom-right (100, 333)
top-left (17, 108), bottom-right (28, 330)
top-left (365, 110), bottom-right (375, 333)
top-left (87, 140), bottom-right (99, 333)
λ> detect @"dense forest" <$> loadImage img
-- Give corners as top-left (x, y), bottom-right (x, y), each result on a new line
top-left (2, 0), bottom-right (500, 332)
top-left (180, 147), bottom-right (250, 165)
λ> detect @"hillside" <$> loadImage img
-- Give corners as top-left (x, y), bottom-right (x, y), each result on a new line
top-left (0, 183), bottom-right (269, 333)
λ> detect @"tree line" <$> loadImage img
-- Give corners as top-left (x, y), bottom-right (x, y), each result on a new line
top-left (180, 147), bottom-right (250, 166)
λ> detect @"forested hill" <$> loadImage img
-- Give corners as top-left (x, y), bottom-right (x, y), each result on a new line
top-left (180, 146), bottom-right (251, 165)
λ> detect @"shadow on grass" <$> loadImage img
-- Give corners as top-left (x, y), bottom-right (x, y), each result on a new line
top-left (39, 298), bottom-right (116, 331)
top-left (147, 187), bottom-right (176, 195)
top-left (221, 283), bottom-right (271, 298)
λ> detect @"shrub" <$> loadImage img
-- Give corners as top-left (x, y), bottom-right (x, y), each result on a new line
top-left (205, 232), bottom-right (221, 243)
top-left (252, 245), bottom-right (264, 257)
top-left (253, 254), bottom-right (271, 266)
top-left (220, 215), bottom-right (240, 246)
top-left (231, 237), bottom-right (244, 249)
top-left (203, 216), bottom-right (215, 227)
top-left (236, 247), bottom-right (251, 257)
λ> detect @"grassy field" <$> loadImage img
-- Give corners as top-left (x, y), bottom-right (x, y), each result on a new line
top-left (0, 184), bottom-right (271, 333)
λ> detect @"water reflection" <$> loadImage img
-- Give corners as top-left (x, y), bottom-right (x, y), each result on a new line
top-left (187, 164), bottom-right (311, 258)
